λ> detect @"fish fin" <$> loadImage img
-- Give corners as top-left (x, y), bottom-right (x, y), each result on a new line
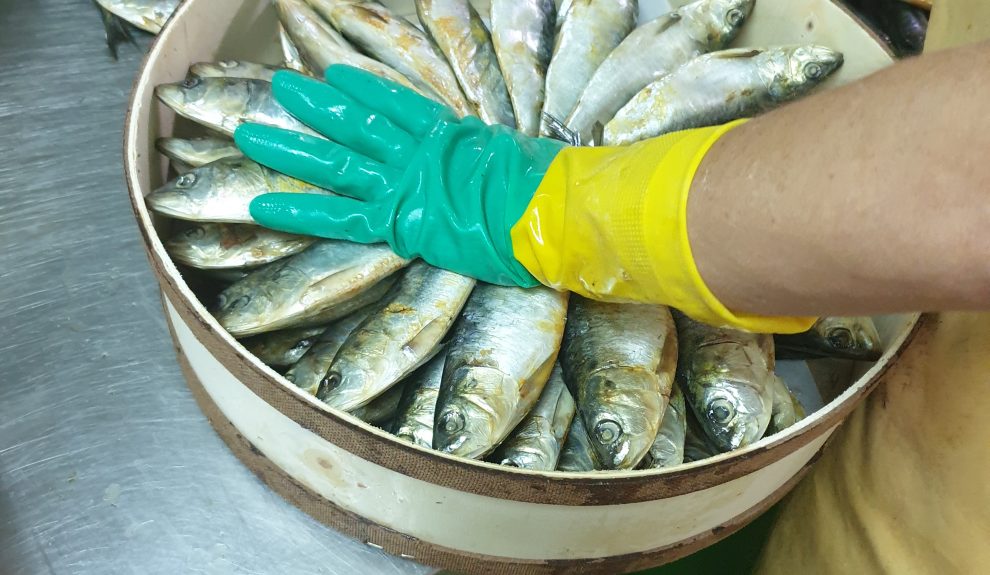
top-left (94, 1), bottom-right (137, 60)
top-left (542, 112), bottom-right (582, 146)
top-left (591, 122), bottom-right (605, 148)
top-left (400, 317), bottom-right (450, 359)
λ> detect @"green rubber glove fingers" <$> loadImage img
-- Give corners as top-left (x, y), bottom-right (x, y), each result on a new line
top-left (236, 66), bottom-right (567, 287)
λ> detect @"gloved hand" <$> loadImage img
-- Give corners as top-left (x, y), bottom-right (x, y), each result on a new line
top-left (234, 66), bottom-right (565, 287)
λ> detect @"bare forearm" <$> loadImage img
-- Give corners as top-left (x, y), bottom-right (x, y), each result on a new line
top-left (690, 41), bottom-right (990, 317)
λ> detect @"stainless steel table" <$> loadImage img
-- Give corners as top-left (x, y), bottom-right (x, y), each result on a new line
top-left (0, 3), bottom-right (432, 573)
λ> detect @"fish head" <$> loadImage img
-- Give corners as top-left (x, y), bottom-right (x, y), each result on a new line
top-left (164, 223), bottom-right (220, 263)
top-left (434, 366), bottom-right (517, 459)
top-left (580, 367), bottom-right (664, 470)
top-left (691, 0), bottom-right (755, 44)
top-left (320, 353), bottom-right (398, 412)
top-left (214, 265), bottom-right (299, 336)
top-left (146, 169), bottom-right (209, 219)
top-left (814, 317), bottom-right (883, 361)
top-left (771, 45), bottom-right (844, 100)
top-left (155, 76), bottom-right (247, 134)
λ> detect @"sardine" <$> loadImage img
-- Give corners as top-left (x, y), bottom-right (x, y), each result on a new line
top-left (683, 408), bottom-right (718, 462)
top-left (556, 412), bottom-right (601, 472)
top-left (95, 0), bottom-right (179, 33)
top-left (165, 223), bottom-right (314, 269)
top-left (155, 76), bottom-right (318, 136)
top-left (561, 298), bottom-right (676, 470)
top-left (242, 325), bottom-right (327, 367)
top-left (639, 364), bottom-right (687, 470)
top-left (309, 0), bottom-right (472, 114)
top-left (146, 157), bottom-right (329, 224)
top-left (284, 308), bottom-right (375, 396)
top-left (349, 380), bottom-right (406, 426)
top-left (775, 316), bottom-right (883, 361)
top-left (766, 375), bottom-right (805, 435)
top-left (541, 0), bottom-right (637, 135)
top-left (675, 314), bottom-right (775, 452)
top-left (391, 352), bottom-right (445, 449)
top-left (433, 285), bottom-right (568, 459)
top-left (490, 365), bottom-right (575, 471)
top-left (489, 0), bottom-right (556, 135)
top-left (416, 0), bottom-right (514, 125)
top-left (189, 60), bottom-right (283, 82)
top-left (279, 23), bottom-right (313, 75)
top-left (566, 0), bottom-right (753, 142)
top-left (156, 136), bottom-right (242, 169)
top-left (605, 45), bottom-right (844, 145)
top-left (214, 240), bottom-right (408, 337)
top-left (320, 262), bottom-right (475, 411)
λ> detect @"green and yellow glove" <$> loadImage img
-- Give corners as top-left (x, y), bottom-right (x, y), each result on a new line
top-left (236, 66), bottom-right (814, 334)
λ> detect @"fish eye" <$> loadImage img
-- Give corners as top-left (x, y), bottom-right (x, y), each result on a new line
top-left (228, 295), bottom-right (251, 310)
top-left (438, 409), bottom-right (466, 434)
top-left (726, 8), bottom-right (745, 26)
top-left (709, 398), bottom-right (735, 425)
top-left (216, 294), bottom-right (228, 308)
top-left (219, 60), bottom-right (238, 68)
top-left (321, 371), bottom-right (342, 393)
top-left (291, 339), bottom-right (314, 353)
top-left (175, 172), bottom-right (197, 189)
top-left (182, 76), bottom-right (202, 90)
top-left (185, 226), bottom-right (205, 239)
top-left (804, 62), bottom-right (823, 80)
top-left (283, 373), bottom-right (296, 383)
top-left (593, 419), bottom-right (622, 445)
top-left (827, 327), bottom-right (854, 349)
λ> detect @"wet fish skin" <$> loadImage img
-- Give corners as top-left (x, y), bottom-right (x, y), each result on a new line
top-left (640, 367), bottom-right (687, 470)
top-left (242, 325), bottom-right (327, 367)
top-left (95, 0), bottom-right (179, 33)
top-left (491, 366), bottom-right (575, 471)
top-left (541, 0), bottom-right (638, 135)
top-left (766, 375), bottom-right (805, 435)
top-left (489, 0), bottom-right (556, 136)
top-left (556, 411), bottom-right (601, 472)
top-left (349, 381), bottom-right (406, 426)
top-left (146, 157), bottom-right (329, 224)
top-left (605, 45), bottom-right (844, 145)
top-left (416, 0), bottom-right (515, 126)
top-left (279, 23), bottom-right (314, 75)
top-left (165, 222), bottom-right (315, 269)
top-left (155, 76), bottom-right (318, 136)
top-left (775, 316), bottom-right (883, 361)
top-left (284, 308), bottom-right (375, 396)
top-left (561, 298), bottom-right (676, 470)
top-left (433, 285), bottom-right (568, 459)
top-left (566, 0), bottom-right (753, 141)
top-left (213, 239), bottom-right (409, 337)
top-left (391, 353), bottom-right (445, 449)
top-left (321, 262), bottom-right (475, 411)
top-left (189, 60), bottom-right (283, 82)
top-left (156, 136), bottom-right (242, 168)
top-left (675, 314), bottom-right (775, 452)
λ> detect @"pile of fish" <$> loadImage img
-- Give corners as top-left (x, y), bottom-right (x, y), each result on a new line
top-left (148, 0), bottom-right (883, 473)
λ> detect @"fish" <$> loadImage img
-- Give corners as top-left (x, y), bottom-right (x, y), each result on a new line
top-left (391, 352), bottom-right (445, 449)
top-left (349, 381), bottom-right (406, 426)
top-left (275, 0), bottom-right (417, 89)
top-left (415, 0), bottom-right (515, 126)
top-left (189, 60), bottom-right (283, 82)
top-left (556, 412), bottom-right (601, 472)
top-left (156, 136), bottom-right (242, 169)
top-left (241, 325), bottom-right (327, 367)
top-left (490, 365), bottom-right (575, 471)
top-left (155, 76), bottom-right (318, 137)
top-left (489, 0), bottom-right (556, 136)
top-left (541, 0), bottom-right (638, 135)
top-left (639, 366), bottom-right (687, 470)
top-left (165, 223), bottom-right (315, 269)
top-left (308, 0), bottom-right (472, 114)
top-left (565, 0), bottom-right (753, 142)
top-left (775, 316), bottom-right (883, 362)
top-left (433, 285), bottom-right (568, 459)
top-left (605, 45), bottom-right (844, 146)
top-left (95, 0), bottom-right (179, 33)
top-left (683, 408), bottom-right (718, 463)
top-left (146, 157), bottom-right (330, 224)
top-left (560, 298), bottom-right (677, 470)
top-left (283, 308), bottom-right (375, 396)
top-left (94, 0), bottom-right (137, 60)
top-left (213, 239), bottom-right (409, 337)
top-left (320, 262), bottom-right (475, 411)
top-left (279, 23), bottom-right (314, 75)
top-left (675, 314), bottom-right (775, 452)
top-left (766, 375), bottom-right (805, 435)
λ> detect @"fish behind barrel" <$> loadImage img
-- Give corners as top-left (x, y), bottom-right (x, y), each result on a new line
top-left (490, 366), bottom-right (576, 471)
top-left (556, 413), bottom-right (601, 472)
top-left (242, 325), bottom-right (327, 368)
top-left (392, 353), bottom-right (446, 449)
top-left (156, 137), bottom-right (242, 169)
top-left (775, 316), bottom-right (883, 361)
top-left (165, 223), bottom-right (315, 269)
top-left (284, 307), bottom-right (376, 396)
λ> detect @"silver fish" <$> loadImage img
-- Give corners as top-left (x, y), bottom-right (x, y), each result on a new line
top-left (541, 0), bottom-right (637, 135)
top-left (391, 352), bottom-right (445, 449)
top-left (242, 325), bottom-right (327, 367)
top-left (566, 0), bottom-right (753, 142)
top-left (561, 298), bottom-right (676, 470)
top-left (349, 380), bottom-right (406, 426)
top-left (276, 0), bottom-right (417, 89)
top-left (556, 412), bottom-right (601, 472)
top-left (491, 365), bottom-right (575, 471)
top-left (214, 240), bottom-right (409, 337)
top-left (321, 262), bottom-right (475, 411)
top-left (605, 45), bottom-right (844, 146)
top-left (279, 23), bottom-right (314, 75)
top-left (146, 157), bottom-right (329, 224)
top-left (489, 0), bottom-right (556, 135)
top-left (775, 316), bottom-right (883, 361)
top-left (675, 314), bottom-right (775, 452)
top-left (156, 136), bottom-right (242, 168)
top-left (165, 223), bottom-right (315, 269)
top-left (95, 0), bottom-right (179, 33)
top-left (309, 0), bottom-right (472, 115)
top-left (766, 375), bottom-right (806, 435)
top-left (416, 0), bottom-right (514, 126)
top-left (284, 308), bottom-right (375, 396)
top-left (434, 285), bottom-right (568, 459)
top-left (155, 76), bottom-right (318, 136)
top-left (640, 383), bottom-right (687, 469)
top-left (189, 60), bottom-right (283, 82)
top-left (683, 408), bottom-right (718, 463)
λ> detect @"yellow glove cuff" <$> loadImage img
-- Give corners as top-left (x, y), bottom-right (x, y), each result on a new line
top-left (510, 121), bottom-right (816, 334)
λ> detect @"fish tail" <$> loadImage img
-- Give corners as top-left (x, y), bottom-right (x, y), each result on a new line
top-left (95, 1), bottom-right (137, 60)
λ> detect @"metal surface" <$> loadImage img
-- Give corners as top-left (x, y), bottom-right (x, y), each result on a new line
top-left (0, 2), bottom-right (431, 574)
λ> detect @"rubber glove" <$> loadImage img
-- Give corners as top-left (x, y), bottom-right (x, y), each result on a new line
top-left (235, 66), bottom-right (564, 287)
